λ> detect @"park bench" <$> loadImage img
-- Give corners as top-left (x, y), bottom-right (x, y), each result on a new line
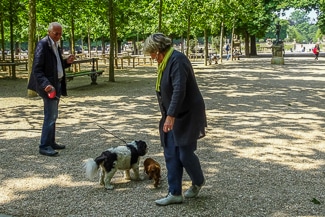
top-left (91, 53), bottom-right (136, 69)
top-left (115, 54), bottom-right (136, 69)
top-left (66, 58), bottom-right (104, 85)
top-left (0, 61), bottom-right (28, 78)
top-left (190, 52), bottom-right (204, 59)
top-left (114, 54), bottom-right (152, 69)
top-left (134, 55), bottom-right (153, 66)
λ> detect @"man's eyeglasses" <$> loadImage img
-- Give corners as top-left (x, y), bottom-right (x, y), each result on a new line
top-left (52, 31), bottom-right (62, 36)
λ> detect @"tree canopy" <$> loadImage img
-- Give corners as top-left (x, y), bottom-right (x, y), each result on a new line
top-left (1, 0), bottom-right (323, 50)
top-left (0, 0), bottom-right (323, 82)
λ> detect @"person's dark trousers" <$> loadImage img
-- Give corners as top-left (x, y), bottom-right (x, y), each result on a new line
top-left (40, 96), bottom-right (59, 149)
top-left (163, 132), bottom-right (204, 195)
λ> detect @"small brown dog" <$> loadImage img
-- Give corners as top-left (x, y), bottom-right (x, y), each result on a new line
top-left (143, 157), bottom-right (161, 188)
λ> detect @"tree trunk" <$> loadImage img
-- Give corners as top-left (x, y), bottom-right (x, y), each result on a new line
top-left (101, 36), bottom-right (105, 54)
top-left (250, 35), bottom-right (257, 56)
top-left (204, 29), bottom-right (208, 66)
top-left (231, 24), bottom-right (235, 61)
top-left (133, 39), bottom-right (138, 55)
top-left (1, 18), bottom-right (5, 61)
top-left (114, 33), bottom-right (118, 68)
top-left (70, 17), bottom-right (75, 54)
top-left (87, 29), bottom-right (91, 58)
top-left (219, 21), bottom-right (224, 63)
top-left (9, 1), bottom-right (16, 79)
top-left (70, 17), bottom-right (77, 72)
top-left (108, 0), bottom-right (115, 82)
top-left (186, 14), bottom-right (191, 57)
top-left (27, 0), bottom-right (37, 97)
top-left (0, 17), bottom-right (5, 72)
top-left (244, 30), bottom-right (250, 57)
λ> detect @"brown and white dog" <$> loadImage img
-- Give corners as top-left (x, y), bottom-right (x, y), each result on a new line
top-left (143, 157), bottom-right (161, 188)
top-left (83, 140), bottom-right (147, 190)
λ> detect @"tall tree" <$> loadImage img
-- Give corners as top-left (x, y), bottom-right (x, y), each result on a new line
top-left (27, 0), bottom-right (37, 97)
top-left (108, 0), bottom-right (115, 82)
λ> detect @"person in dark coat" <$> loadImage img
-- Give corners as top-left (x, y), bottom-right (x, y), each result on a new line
top-left (143, 33), bottom-right (207, 206)
top-left (28, 22), bottom-right (75, 156)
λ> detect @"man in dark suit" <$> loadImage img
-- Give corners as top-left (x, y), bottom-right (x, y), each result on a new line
top-left (28, 22), bottom-right (75, 156)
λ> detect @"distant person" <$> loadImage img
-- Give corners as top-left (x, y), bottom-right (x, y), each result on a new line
top-left (209, 53), bottom-right (218, 64)
top-left (28, 22), bottom-right (75, 156)
top-left (313, 43), bottom-right (320, 61)
top-left (225, 43), bottom-right (230, 60)
top-left (143, 33), bottom-right (206, 206)
top-left (301, 47), bottom-right (305, 52)
top-left (225, 43), bottom-right (230, 52)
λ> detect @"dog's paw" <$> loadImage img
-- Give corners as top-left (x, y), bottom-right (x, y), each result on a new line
top-left (105, 184), bottom-right (114, 190)
top-left (124, 176), bottom-right (131, 180)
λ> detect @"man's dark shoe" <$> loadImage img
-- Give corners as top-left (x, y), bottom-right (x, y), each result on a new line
top-left (51, 143), bottom-right (66, 150)
top-left (39, 146), bottom-right (58, 156)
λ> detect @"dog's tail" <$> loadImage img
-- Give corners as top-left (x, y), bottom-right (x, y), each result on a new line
top-left (83, 158), bottom-right (99, 179)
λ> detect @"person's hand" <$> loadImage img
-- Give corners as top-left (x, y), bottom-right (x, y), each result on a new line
top-left (44, 85), bottom-right (54, 93)
top-left (163, 116), bottom-right (175, 133)
top-left (67, 55), bottom-right (75, 64)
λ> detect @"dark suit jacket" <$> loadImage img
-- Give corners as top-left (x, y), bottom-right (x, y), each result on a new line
top-left (157, 50), bottom-right (207, 147)
top-left (28, 35), bottom-right (70, 98)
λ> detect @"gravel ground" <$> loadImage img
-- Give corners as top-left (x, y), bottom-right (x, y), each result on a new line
top-left (0, 57), bottom-right (325, 217)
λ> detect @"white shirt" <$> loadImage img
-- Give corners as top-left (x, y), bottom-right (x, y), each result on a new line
top-left (49, 37), bottom-right (63, 79)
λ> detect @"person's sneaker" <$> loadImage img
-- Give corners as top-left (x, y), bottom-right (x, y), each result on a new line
top-left (155, 193), bottom-right (183, 206)
top-left (184, 179), bottom-right (206, 198)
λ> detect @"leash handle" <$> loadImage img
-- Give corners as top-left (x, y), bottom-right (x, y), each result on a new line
top-left (97, 124), bottom-right (127, 144)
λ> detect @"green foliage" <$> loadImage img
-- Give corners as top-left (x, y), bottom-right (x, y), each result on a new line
top-left (0, 0), bottom-right (324, 51)
top-left (287, 10), bottom-right (319, 42)
top-left (284, 44), bottom-right (293, 50)
top-left (210, 36), bottom-right (220, 51)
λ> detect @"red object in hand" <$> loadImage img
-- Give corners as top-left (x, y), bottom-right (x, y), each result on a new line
top-left (48, 88), bottom-right (56, 99)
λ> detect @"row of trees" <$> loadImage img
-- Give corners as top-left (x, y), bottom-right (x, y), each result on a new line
top-left (264, 10), bottom-right (322, 44)
top-left (0, 0), bottom-right (323, 85)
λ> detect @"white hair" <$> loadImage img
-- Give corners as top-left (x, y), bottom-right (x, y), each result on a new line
top-left (143, 33), bottom-right (172, 55)
top-left (48, 22), bottom-right (62, 31)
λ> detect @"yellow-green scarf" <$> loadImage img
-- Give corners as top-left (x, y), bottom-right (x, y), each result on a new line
top-left (156, 47), bottom-right (174, 92)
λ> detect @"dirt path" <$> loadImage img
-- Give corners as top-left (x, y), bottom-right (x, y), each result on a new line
top-left (1, 57), bottom-right (325, 216)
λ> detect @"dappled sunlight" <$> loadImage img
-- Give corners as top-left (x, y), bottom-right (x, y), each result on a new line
top-left (1, 58), bottom-right (325, 216)
top-left (205, 105), bottom-right (325, 170)
top-left (276, 75), bottom-right (325, 81)
top-left (0, 174), bottom-right (92, 204)
top-left (200, 58), bottom-right (325, 173)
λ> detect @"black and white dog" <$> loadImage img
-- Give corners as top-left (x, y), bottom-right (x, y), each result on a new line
top-left (83, 140), bottom-right (147, 190)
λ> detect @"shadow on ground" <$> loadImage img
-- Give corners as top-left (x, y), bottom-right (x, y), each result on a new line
top-left (0, 57), bottom-right (325, 216)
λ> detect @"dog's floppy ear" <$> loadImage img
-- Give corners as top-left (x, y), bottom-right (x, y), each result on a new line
top-left (136, 140), bottom-right (147, 156)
